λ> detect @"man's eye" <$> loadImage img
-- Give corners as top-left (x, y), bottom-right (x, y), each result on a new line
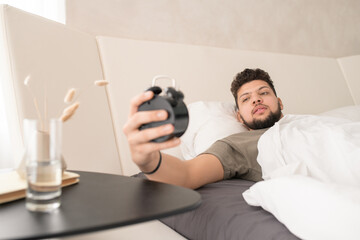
top-left (260, 92), bottom-right (268, 95)
top-left (242, 98), bottom-right (249, 102)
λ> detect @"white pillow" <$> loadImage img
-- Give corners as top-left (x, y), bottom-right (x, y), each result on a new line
top-left (180, 101), bottom-right (248, 160)
top-left (243, 175), bottom-right (360, 240)
top-left (319, 105), bottom-right (360, 122)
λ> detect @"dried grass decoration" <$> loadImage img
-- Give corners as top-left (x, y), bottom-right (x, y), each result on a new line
top-left (17, 76), bottom-right (109, 179)
top-left (24, 76), bottom-right (109, 125)
top-left (58, 80), bottom-right (109, 122)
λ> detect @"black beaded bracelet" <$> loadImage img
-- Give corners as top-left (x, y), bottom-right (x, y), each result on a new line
top-left (142, 152), bottom-right (162, 175)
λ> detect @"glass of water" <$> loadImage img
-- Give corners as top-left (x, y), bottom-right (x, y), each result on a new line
top-left (24, 119), bottom-right (62, 212)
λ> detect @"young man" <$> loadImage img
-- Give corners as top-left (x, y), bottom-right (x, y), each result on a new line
top-left (123, 68), bottom-right (284, 189)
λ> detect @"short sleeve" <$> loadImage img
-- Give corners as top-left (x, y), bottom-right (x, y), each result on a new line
top-left (200, 130), bottom-right (265, 182)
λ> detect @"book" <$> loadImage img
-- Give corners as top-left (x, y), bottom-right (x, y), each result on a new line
top-left (0, 171), bottom-right (79, 204)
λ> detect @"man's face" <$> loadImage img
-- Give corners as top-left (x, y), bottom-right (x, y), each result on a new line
top-left (236, 80), bottom-right (283, 130)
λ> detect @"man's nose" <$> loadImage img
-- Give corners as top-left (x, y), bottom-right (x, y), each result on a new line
top-left (252, 96), bottom-right (263, 105)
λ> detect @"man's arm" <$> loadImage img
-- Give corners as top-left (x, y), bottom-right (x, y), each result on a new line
top-left (143, 152), bottom-right (223, 189)
top-left (123, 91), bottom-right (224, 189)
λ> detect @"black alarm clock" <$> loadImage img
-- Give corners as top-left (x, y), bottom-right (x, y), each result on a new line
top-left (138, 76), bottom-right (189, 143)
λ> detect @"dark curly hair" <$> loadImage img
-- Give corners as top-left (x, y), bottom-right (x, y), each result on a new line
top-left (231, 68), bottom-right (277, 108)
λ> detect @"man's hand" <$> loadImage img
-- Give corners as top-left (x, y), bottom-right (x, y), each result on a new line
top-left (123, 91), bottom-right (181, 172)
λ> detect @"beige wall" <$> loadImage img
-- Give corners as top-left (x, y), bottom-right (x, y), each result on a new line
top-left (66, 0), bottom-right (360, 58)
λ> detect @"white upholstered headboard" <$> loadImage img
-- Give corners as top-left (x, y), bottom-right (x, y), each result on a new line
top-left (96, 36), bottom-right (357, 176)
top-left (0, 5), bottom-right (120, 173)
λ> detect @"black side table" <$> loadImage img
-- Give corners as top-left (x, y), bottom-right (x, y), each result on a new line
top-left (0, 171), bottom-right (201, 240)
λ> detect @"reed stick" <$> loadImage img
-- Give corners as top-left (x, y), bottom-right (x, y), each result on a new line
top-left (24, 75), bottom-right (44, 130)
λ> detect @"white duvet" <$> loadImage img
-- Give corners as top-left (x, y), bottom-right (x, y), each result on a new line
top-left (243, 114), bottom-right (360, 240)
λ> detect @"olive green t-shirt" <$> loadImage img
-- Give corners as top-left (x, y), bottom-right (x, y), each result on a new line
top-left (202, 128), bottom-right (268, 182)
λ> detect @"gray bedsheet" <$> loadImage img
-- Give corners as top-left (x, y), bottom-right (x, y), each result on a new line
top-left (160, 179), bottom-right (300, 240)
top-left (133, 173), bottom-right (299, 240)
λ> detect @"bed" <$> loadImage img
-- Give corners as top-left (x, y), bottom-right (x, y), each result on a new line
top-left (136, 102), bottom-right (360, 240)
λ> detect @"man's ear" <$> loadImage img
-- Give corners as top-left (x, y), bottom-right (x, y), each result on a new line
top-left (236, 110), bottom-right (243, 123)
top-left (278, 97), bottom-right (284, 110)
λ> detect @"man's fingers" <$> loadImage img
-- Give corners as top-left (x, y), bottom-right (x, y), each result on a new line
top-left (123, 110), bottom-right (168, 135)
top-left (129, 91), bottom-right (154, 117)
top-left (127, 124), bottom-right (174, 145)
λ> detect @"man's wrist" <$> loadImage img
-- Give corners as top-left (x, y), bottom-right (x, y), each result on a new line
top-left (142, 151), bottom-right (162, 175)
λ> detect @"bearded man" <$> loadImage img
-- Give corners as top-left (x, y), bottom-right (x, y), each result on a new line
top-left (123, 68), bottom-right (283, 188)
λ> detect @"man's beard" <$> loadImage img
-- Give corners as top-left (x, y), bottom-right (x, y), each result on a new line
top-left (240, 103), bottom-right (282, 130)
